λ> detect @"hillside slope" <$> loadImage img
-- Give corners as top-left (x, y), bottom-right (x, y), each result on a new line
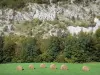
top-left (0, 0), bottom-right (100, 38)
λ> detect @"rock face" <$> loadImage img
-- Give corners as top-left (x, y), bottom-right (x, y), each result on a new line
top-left (0, 2), bottom-right (100, 37)
top-left (0, 2), bottom-right (100, 25)
top-left (67, 20), bottom-right (100, 35)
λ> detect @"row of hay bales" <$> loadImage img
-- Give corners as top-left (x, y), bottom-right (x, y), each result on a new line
top-left (16, 63), bottom-right (90, 71)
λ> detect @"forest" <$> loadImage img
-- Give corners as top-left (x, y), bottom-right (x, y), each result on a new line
top-left (0, 28), bottom-right (100, 63)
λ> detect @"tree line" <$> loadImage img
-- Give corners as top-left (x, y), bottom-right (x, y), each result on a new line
top-left (0, 28), bottom-right (100, 63)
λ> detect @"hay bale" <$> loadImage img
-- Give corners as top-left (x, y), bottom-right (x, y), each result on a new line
top-left (40, 63), bottom-right (46, 68)
top-left (60, 64), bottom-right (68, 70)
top-left (16, 65), bottom-right (23, 71)
top-left (82, 66), bottom-right (90, 71)
top-left (50, 64), bottom-right (56, 70)
top-left (29, 64), bottom-right (34, 69)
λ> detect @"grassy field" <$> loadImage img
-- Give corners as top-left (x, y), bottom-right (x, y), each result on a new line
top-left (0, 63), bottom-right (100, 75)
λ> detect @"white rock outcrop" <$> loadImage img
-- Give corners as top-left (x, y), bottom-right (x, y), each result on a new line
top-left (67, 18), bottom-right (100, 35)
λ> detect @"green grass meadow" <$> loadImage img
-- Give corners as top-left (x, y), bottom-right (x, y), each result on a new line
top-left (0, 63), bottom-right (100, 75)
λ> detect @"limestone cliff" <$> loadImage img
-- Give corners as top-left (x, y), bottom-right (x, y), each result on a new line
top-left (0, 1), bottom-right (100, 38)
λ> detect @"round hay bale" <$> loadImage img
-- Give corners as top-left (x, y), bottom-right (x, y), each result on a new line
top-left (50, 64), bottom-right (56, 70)
top-left (29, 64), bottom-right (34, 69)
top-left (60, 64), bottom-right (68, 70)
top-left (16, 65), bottom-right (23, 71)
top-left (40, 63), bottom-right (46, 68)
top-left (82, 66), bottom-right (90, 71)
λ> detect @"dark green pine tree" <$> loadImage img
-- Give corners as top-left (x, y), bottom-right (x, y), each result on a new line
top-left (47, 37), bottom-right (61, 62)
top-left (22, 37), bottom-right (41, 62)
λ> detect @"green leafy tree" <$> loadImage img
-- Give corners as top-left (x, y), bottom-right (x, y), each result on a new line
top-left (0, 36), bottom-right (4, 63)
top-left (95, 28), bottom-right (100, 38)
top-left (64, 32), bottom-right (93, 63)
top-left (94, 28), bottom-right (100, 61)
top-left (3, 36), bottom-right (16, 63)
top-left (64, 35), bottom-right (80, 63)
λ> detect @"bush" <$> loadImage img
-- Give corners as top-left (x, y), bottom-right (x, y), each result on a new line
top-left (95, 28), bottom-right (100, 38)
top-left (55, 54), bottom-right (65, 62)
